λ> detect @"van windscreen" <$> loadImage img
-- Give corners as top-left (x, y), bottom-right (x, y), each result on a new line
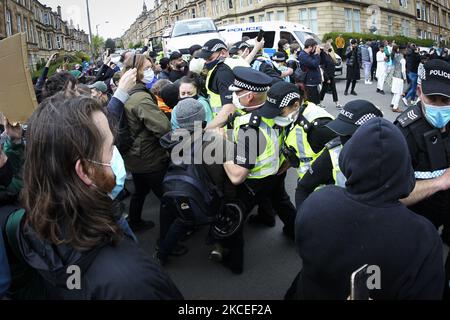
top-left (172, 20), bottom-right (217, 37)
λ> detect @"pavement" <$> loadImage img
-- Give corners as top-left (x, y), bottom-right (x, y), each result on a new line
top-left (126, 77), bottom-right (447, 300)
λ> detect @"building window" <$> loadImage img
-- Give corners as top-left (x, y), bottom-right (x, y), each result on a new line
top-left (401, 19), bottom-right (410, 37)
top-left (229, 0), bottom-right (233, 9)
top-left (249, 16), bottom-right (255, 22)
top-left (47, 33), bottom-right (52, 49)
top-left (353, 9), bottom-right (361, 32)
top-left (298, 8), bottom-right (317, 33)
top-left (247, 0), bottom-right (252, 5)
top-left (239, 0), bottom-right (243, 8)
top-left (6, 10), bottom-right (12, 37)
top-left (267, 11), bottom-right (274, 21)
top-left (17, 15), bottom-right (22, 33)
top-left (24, 19), bottom-right (29, 41)
top-left (240, 17), bottom-right (245, 23)
top-left (43, 13), bottom-right (49, 25)
top-left (259, 14), bottom-right (265, 22)
top-left (416, 1), bottom-right (421, 19)
top-left (387, 15), bottom-right (393, 35)
top-left (214, 0), bottom-right (220, 14)
top-left (433, 6), bottom-right (438, 25)
top-left (344, 9), bottom-right (360, 33)
top-left (192, 8), bottom-right (196, 18)
top-left (276, 11), bottom-right (285, 21)
top-left (200, 4), bottom-right (206, 17)
top-left (399, 0), bottom-right (408, 8)
top-left (30, 22), bottom-right (35, 43)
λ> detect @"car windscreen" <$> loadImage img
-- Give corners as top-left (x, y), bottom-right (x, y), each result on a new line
top-left (172, 20), bottom-right (217, 37)
top-left (294, 31), bottom-right (322, 46)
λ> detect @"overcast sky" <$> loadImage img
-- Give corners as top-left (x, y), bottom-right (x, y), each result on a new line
top-left (41, 0), bottom-right (151, 39)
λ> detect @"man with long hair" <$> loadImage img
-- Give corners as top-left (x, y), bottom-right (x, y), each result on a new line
top-left (5, 94), bottom-right (182, 300)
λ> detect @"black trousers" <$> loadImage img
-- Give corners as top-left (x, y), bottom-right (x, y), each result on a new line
top-left (305, 86), bottom-right (320, 105)
top-left (320, 79), bottom-right (338, 102)
top-left (220, 173), bottom-right (297, 272)
top-left (345, 79), bottom-right (357, 93)
top-left (336, 48), bottom-right (344, 60)
top-left (129, 168), bottom-right (167, 223)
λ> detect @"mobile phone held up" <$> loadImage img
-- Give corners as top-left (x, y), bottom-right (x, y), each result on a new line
top-left (350, 264), bottom-right (370, 300)
top-left (257, 29), bottom-right (265, 42)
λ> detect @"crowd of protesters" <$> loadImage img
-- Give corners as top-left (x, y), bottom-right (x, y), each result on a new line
top-left (0, 31), bottom-right (449, 301)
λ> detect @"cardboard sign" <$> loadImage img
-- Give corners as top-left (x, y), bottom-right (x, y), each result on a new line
top-left (0, 33), bottom-right (38, 124)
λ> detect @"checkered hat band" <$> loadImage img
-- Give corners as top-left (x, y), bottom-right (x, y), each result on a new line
top-left (210, 43), bottom-right (227, 52)
top-left (355, 113), bottom-right (378, 126)
top-left (233, 79), bottom-right (269, 92)
top-left (280, 92), bottom-right (301, 108)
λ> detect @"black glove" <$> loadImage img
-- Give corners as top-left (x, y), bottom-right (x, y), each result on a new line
top-left (282, 145), bottom-right (300, 169)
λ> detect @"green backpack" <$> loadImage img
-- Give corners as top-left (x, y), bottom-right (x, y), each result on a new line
top-left (2, 208), bottom-right (46, 300)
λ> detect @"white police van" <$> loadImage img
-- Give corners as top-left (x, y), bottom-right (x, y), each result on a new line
top-left (220, 21), bottom-right (343, 74)
top-left (163, 18), bottom-right (225, 58)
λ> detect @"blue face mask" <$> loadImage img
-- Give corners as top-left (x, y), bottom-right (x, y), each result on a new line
top-left (423, 103), bottom-right (450, 129)
top-left (88, 146), bottom-right (126, 200)
top-left (205, 57), bottom-right (221, 70)
top-left (108, 146), bottom-right (127, 200)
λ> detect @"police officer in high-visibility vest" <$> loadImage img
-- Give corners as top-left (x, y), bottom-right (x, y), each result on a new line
top-left (215, 67), bottom-right (297, 274)
top-left (248, 81), bottom-right (335, 225)
top-left (197, 39), bottom-right (250, 129)
top-left (295, 100), bottom-right (383, 209)
top-left (394, 60), bottom-right (450, 299)
top-left (282, 92), bottom-right (336, 179)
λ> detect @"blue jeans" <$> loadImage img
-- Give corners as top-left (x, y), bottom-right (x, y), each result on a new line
top-left (158, 204), bottom-right (190, 258)
top-left (117, 217), bottom-right (138, 243)
top-left (405, 72), bottom-right (418, 101)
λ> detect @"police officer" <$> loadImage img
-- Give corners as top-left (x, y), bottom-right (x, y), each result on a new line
top-left (295, 100), bottom-right (383, 209)
top-left (198, 39), bottom-right (249, 129)
top-left (215, 67), bottom-right (297, 274)
top-left (250, 81), bottom-right (335, 225)
top-left (394, 59), bottom-right (450, 298)
top-left (283, 89), bottom-right (336, 179)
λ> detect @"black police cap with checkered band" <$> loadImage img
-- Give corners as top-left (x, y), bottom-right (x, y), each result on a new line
top-left (326, 100), bottom-right (383, 136)
top-left (260, 82), bottom-right (301, 119)
top-left (229, 66), bottom-right (272, 93)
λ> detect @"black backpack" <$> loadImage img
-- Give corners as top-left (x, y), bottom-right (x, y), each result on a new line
top-left (116, 86), bottom-right (153, 155)
top-left (162, 160), bottom-right (222, 227)
top-left (161, 151), bottom-right (244, 239)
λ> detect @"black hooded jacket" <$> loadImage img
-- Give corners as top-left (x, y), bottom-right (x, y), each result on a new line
top-left (12, 221), bottom-right (183, 300)
top-left (289, 118), bottom-right (444, 300)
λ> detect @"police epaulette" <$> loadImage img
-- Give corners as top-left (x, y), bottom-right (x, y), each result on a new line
top-left (248, 112), bottom-right (261, 128)
top-left (396, 104), bottom-right (422, 128)
top-left (325, 137), bottom-right (341, 150)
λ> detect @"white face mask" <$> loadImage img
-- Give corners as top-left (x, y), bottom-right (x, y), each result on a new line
top-left (232, 91), bottom-right (252, 110)
top-left (142, 68), bottom-right (155, 84)
top-left (274, 109), bottom-right (300, 127)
